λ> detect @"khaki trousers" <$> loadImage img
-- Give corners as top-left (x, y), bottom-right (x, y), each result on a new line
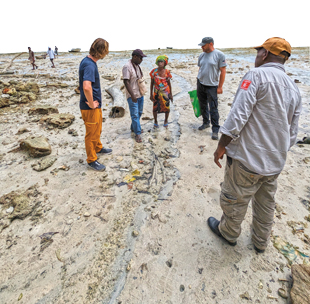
top-left (218, 157), bottom-right (279, 250)
top-left (81, 108), bottom-right (103, 163)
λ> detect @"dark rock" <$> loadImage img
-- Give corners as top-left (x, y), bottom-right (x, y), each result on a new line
top-left (0, 185), bottom-right (42, 232)
top-left (32, 155), bottom-right (57, 171)
top-left (20, 136), bottom-right (52, 157)
top-left (16, 127), bottom-right (30, 135)
top-left (40, 113), bottom-right (75, 129)
top-left (0, 97), bottom-right (10, 108)
top-left (28, 105), bottom-right (59, 115)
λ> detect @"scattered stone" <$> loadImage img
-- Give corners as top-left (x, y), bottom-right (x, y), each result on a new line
top-left (102, 75), bottom-right (116, 81)
top-left (84, 212), bottom-right (91, 217)
top-left (16, 127), bottom-right (30, 135)
top-left (20, 136), bottom-right (52, 158)
top-left (28, 105), bottom-right (59, 115)
top-left (132, 230), bottom-right (139, 237)
top-left (303, 157), bottom-right (310, 164)
top-left (45, 82), bottom-right (69, 88)
top-left (0, 185), bottom-right (42, 232)
top-left (239, 291), bottom-right (251, 300)
top-left (68, 128), bottom-right (78, 136)
top-left (16, 82), bottom-right (40, 93)
top-left (32, 156), bottom-right (57, 171)
top-left (66, 219), bottom-right (73, 225)
top-left (0, 97), bottom-right (10, 108)
top-left (39, 232), bottom-right (59, 252)
top-left (179, 285), bottom-right (185, 292)
top-left (294, 79), bottom-right (301, 83)
top-left (79, 159), bottom-right (84, 164)
top-left (166, 259), bottom-right (173, 268)
top-left (291, 264), bottom-right (310, 304)
top-left (6, 206), bottom-right (14, 213)
top-left (278, 288), bottom-right (288, 299)
top-left (40, 113), bottom-right (75, 129)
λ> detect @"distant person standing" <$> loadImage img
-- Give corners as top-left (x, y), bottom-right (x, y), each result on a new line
top-left (79, 38), bottom-right (112, 171)
top-left (55, 46), bottom-right (58, 57)
top-left (197, 37), bottom-right (226, 140)
top-left (209, 37), bottom-right (302, 253)
top-left (28, 47), bottom-right (38, 70)
top-left (122, 49), bottom-right (147, 143)
top-left (46, 47), bottom-right (56, 68)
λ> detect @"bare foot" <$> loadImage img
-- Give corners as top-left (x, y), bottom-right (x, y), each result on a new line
top-left (135, 135), bottom-right (142, 143)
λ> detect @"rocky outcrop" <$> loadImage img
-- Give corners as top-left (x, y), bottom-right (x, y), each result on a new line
top-left (0, 97), bottom-right (10, 108)
top-left (40, 113), bottom-right (75, 129)
top-left (28, 105), bottom-right (59, 115)
top-left (32, 155), bottom-right (57, 171)
top-left (20, 136), bottom-right (52, 157)
top-left (0, 81), bottom-right (40, 107)
top-left (291, 264), bottom-right (310, 304)
top-left (0, 185), bottom-right (41, 233)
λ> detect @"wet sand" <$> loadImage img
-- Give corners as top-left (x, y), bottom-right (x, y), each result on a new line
top-left (0, 48), bottom-right (309, 303)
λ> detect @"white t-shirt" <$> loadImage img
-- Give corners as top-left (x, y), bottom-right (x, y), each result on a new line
top-left (46, 49), bottom-right (55, 59)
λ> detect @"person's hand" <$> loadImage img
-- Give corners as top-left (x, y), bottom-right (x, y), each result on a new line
top-left (169, 93), bottom-right (173, 102)
top-left (86, 100), bottom-right (99, 109)
top-left (132, 97), bottom-right (138, 103)
top-left (217, 87), bottom-right (223, 94)
top-left (213, 145), bottom-right (226, 168)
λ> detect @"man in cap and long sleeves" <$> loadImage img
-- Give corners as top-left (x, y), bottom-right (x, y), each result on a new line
top-left (208, 37), bottom-right (302, 253)
top-left (197, 37), bottom-right (227, 140)
top-left (122, 49), bottom-right (147, 143)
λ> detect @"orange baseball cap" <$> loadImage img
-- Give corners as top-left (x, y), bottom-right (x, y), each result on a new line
top-left (254, 37), bottom-right (291, 59)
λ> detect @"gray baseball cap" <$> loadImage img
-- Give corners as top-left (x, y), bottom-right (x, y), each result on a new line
top-left (198, 37), bottom-right (214, 46)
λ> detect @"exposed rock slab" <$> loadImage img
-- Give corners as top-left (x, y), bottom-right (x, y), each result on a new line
top-left (291, 264), bottom-right (310, 304)
top-left (0, 97), bottom-right (10, 108)
top-left (32, 155), bottom-right (57, 171)
top-left (0, 185), bottom-right (41, 233)
top-left (28, 105), bottom-right (59, 115)
top-left (40, 113), bottom-right (75, 129)
top-left (20, 136), bottom-right (51, 157)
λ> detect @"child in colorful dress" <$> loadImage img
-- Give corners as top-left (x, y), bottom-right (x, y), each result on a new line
top-left (149, 55), bottom-right (173, 128)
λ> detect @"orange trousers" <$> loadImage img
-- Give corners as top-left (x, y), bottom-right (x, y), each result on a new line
top-left (81, 108), bottom-right (103, 163)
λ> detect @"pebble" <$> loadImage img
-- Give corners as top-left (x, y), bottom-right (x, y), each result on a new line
top-left (132, 231), bottom-right (139, 237)
top-left (77, 216), bottom-right (81, 220)
top-left (84, 212), bottom-right (91, 217)
top-left (66, 219), bottom-right (73, 225)
top-left (6, 206), bottom-right (14, 213)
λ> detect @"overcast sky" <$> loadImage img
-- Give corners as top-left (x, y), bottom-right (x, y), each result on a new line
top-left (1, 0), bottom-right (309, 54)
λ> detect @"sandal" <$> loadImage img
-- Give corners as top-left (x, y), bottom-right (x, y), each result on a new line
top-left (163, 123), bottom-right (168, 128)
top-left (154, 123), bottom-right (159, 128)
top-left (135, 135), bottom-right (142, 143)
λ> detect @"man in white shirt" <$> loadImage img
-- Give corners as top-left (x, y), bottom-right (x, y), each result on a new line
top-left (208, 37), bottom-right (302, 253)
top-left (46, 47), bottom-right (55, 68)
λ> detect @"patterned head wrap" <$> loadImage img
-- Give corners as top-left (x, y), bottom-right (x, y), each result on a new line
top-left (156, 55), bottom-right (168, 67)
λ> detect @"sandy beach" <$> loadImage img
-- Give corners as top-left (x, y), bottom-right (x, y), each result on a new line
top-left (0, 47), bottom-right (310, 304)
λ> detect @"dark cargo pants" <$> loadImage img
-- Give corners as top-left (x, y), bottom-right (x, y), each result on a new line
top-left (197, 79), bottom-right (220, 133)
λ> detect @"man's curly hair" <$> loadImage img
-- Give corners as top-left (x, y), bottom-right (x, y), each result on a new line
top-left (89, 38), bottom-right (109, 59)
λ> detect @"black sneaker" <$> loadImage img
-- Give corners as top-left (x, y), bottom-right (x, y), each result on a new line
top-left (211, 132), bottom-right (219, 140)
top-left (207, 217), bottom-right (237, 246)
top-left (97, 148), bottom-right (112, 154)
top-left (253, 245), bottom-right (265, 253)
top-left (88, 160), bottom-right (106, 171)
top-left (198, 123), bottom-right (210, 130)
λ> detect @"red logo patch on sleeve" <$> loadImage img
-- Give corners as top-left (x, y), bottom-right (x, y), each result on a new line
top-left (240, 80), bottom-right (251, 90)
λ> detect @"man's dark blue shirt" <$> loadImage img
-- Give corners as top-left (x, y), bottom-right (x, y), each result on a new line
top-left (79, 57), bottom-right (101, 110)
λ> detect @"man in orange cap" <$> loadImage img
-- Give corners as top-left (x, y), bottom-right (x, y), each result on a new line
top-left (208, 38), bottom-right (302, 253)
